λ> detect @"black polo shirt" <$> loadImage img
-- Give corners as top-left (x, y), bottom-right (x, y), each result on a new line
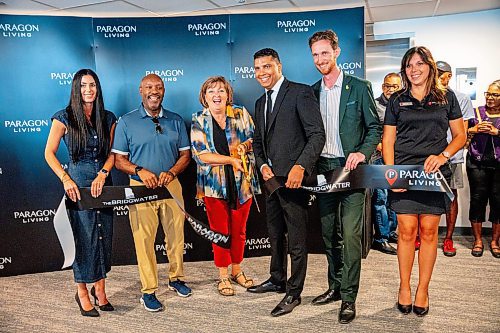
top-left (384, 89), bottom-right (462, 165)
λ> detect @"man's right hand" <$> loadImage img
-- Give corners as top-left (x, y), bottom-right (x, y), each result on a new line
top-left (137, 168), bottom-right (159, 188)
top-left (261, 165), bottom-right (275, 181)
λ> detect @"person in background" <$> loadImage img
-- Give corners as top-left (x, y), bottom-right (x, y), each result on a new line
top-left (371, 72), bottom-right (401, 255)
top-left (308, 30), bottom-right (381, 324)
top-left (45, 69), bottom-right (116, 317)
top-left (383, 46), bottom-right (466, 317)
top-left (466, 79), bottom-right (500, 258)
top-left (436, 60), bottom-right (474, 257)
top-left (191, 76), bottom-right (261, 296)
top-left (112, 74), bottom-right (192, 312)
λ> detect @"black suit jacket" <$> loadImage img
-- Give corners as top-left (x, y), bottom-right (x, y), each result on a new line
top-left (253, 78), bottom-right (325, 177)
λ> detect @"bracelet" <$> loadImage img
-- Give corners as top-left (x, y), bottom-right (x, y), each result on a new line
top-left (166, 170), bottom-right (176, 178)
top-left (60, 172), bottom-right (70, 182)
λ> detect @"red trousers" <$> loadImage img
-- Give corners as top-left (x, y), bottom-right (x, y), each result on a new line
top-left (203, 197), bottom-right (252, 268)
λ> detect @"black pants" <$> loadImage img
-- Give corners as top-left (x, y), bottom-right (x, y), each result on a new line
top-left (266, 187), bottom-right (308, 297)
top-left (467, 162), bottom-right (500, 223)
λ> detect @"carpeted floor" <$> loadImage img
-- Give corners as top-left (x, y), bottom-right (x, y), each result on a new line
top-left (0, 236), bottom-right (498, 333)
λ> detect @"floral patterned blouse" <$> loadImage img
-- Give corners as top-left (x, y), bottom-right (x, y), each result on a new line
top-left (191, 105), bottom-right (261, 204)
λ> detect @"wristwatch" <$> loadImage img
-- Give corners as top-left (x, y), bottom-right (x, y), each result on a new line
top-left (99, 168), bottom-right (109, 177)
top-left (441, 151), bottom-right (450, 160)
top-left (134, 166), bottom-right (143, 175)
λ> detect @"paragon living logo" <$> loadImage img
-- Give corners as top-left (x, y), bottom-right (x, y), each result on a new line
top-left (14, 209), bottom-right (56, 224)
top-left (4, 119), bottom-right (49, 133)
top-left (113, 205), bottom-right (129, 216)
top-left (95, 25), bottom-right (137, 38)
top-left (234, 66), bottom-right (255, 79)
top-left (50, 72), bottom-right (75, 86)
top-left (399, 169), bottom-right (444, 187)
top-left (339, 62), bottom-right (363, 75)
top-left (276, 19), bottom-right (315, 33)
top-left (0, 257), bottom-right (12, 270)
top-left (246, 237), bottom-right (271, 250)
top-left (0, 23), bottom-right (39, 38)
top-left (156, 243), bottom-right (193, 255)
top-left (145, 69), bottom-right (184, 83)
top-left (187, 22), bottom-right (227, 36)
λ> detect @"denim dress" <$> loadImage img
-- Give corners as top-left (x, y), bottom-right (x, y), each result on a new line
top-left (52, 110), bottom-right (116, 283)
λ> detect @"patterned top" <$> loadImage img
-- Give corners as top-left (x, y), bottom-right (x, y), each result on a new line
top-left (191, 105), bottom-right (261, 204)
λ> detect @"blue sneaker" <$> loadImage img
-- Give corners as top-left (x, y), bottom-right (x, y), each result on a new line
top-left (140, 293), bottom-right (163, 312)
top-left (168, 280), bottom-right (192, 297)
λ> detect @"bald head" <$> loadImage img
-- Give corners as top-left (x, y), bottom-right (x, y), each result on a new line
top-left (140, 74), bottom-right (165, 115)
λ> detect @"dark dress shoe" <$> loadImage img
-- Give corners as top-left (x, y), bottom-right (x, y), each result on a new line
top-left (372, 241), bottom-right (397, 255)
top-left (413, 304), bottom-right (429, 317)
top-left (311, 289), bottom-right (341, 305)
top-left (388, 234), bottom-right (398, 243)
top-left (75, 293), bottom-right (99, 317)
top-left (90, 286), bottom-right (114, 311)
top-left (338, 301), bottom-right (356, 324)
top-left (413, 291), bottom-right (429, 317)
top-left (397, 301), bottom-right (412, 314)
top-left (270, 295), bottom-right (301, 317)
top-left (247, 279), bottom-right (285, 293)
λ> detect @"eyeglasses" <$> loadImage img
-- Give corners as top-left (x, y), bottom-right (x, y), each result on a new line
top-left (484, 92), bottom-right (500, 99)
top-left (383, 84), bottom-right (400, 90)
top-left (151, 117), bottom-right (163, 134)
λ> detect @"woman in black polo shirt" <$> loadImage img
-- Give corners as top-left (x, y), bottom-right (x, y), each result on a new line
top-left (382, 46), bottom-right (466, 316)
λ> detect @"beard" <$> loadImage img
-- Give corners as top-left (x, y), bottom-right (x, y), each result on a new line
top-left (315, 61), bottom-right (335, 75)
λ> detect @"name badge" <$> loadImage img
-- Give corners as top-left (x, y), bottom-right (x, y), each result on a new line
top-left (399, 102), bottom-right (413, 106)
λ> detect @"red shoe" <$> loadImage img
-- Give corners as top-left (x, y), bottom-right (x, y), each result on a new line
top-left (443, 239), bottom-right (457, 257)
top-left (415, 238), bottom-right (421, 251)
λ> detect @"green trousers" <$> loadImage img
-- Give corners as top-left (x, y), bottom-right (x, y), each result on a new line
top-left (317, 157), bottom-right (365, 302)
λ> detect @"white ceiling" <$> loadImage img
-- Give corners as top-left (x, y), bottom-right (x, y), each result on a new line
top-left (0, 0), bottom-right (498, 23)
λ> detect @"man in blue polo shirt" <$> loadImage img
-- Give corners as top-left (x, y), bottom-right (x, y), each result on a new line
top-left (112, 74), bottom-right (192, 312)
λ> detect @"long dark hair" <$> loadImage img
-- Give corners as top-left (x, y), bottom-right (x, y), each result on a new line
top-left (400, 46), bottom-right (447, 104)
top-left (66, 69), bottom-right (110, 162)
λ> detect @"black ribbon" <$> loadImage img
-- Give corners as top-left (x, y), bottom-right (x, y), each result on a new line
top-left (265, 165), bottom-right (454, 201)
top-left (66, 185), bottom-right (231, 249)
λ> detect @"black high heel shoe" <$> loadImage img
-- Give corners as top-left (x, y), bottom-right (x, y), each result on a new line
top-left (397, 301), bottom-right (412, 314)
top-left (75, 292), bottom-right (99, 317)
top-left (413, 290), bottom-right (429, 317)
top-left (397, 292), bottom-right (412, 314)
top-left (90, 286), bottom-right (115, 311)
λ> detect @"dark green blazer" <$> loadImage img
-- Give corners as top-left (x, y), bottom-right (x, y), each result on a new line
top-left (312, 74), bottom-right (381, 160)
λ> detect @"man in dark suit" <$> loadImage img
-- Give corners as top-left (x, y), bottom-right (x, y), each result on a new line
top-left (308, 30), bottom-right (381, 324)
top-left (247, 48), bottom-right (325, 317)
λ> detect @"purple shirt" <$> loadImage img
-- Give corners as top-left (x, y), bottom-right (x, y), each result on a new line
top-left (468, 106), bottom-right (500, 162)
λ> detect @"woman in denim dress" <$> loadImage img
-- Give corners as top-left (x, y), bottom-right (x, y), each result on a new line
top-left (45, 69), bottom-right (116, 317)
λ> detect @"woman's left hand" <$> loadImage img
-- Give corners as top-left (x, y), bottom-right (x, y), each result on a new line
top-left (424, 154), bottom-right (447, 174)
top-left (91, 173), bottom-right (106, 198)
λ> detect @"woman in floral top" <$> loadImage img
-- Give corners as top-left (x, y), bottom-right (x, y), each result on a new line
top-left (191, 76), bottom-right (261, 296)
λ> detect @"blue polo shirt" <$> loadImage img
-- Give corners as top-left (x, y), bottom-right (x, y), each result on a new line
top-left (112, 104), bottom-right (190, 181)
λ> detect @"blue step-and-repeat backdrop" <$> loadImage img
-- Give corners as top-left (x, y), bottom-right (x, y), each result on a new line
top-left (0, 7), bottom-right (364, 276)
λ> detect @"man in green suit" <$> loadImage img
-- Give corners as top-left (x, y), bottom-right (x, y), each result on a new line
top-left (308, 30), bottom-right (381, 324)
